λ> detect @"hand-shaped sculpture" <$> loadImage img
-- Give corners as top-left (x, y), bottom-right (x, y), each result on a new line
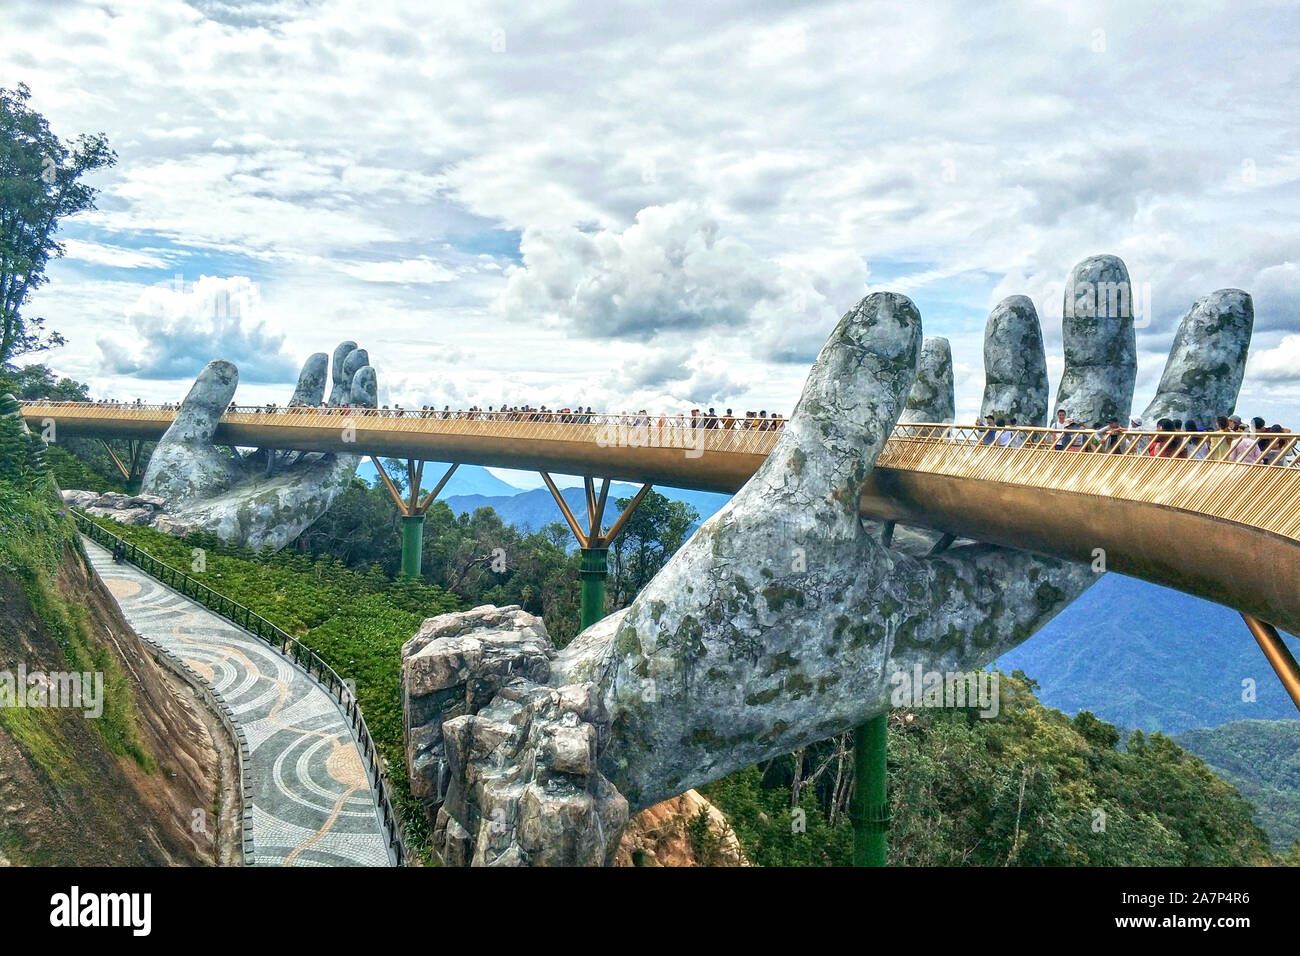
top-left (412, 254), bottom-right (1253, 865)
top-left (140, 342), bottom-right (377, 552)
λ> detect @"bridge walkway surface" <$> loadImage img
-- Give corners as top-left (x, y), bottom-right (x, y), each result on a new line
top-left (84, 538), bottom-right (394, 867)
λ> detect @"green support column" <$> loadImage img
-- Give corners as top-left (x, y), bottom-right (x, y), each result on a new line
top-left (851, 714), bottom-right (890, 866)
top-left (400, 513), bottom-right (425, 578)
top-left (579, 547), bottom-right (608, 629)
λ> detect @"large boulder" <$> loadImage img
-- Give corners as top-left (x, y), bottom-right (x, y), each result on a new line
top-left (900, 336), bottom-right (955, 423)
top-left (402, 605), bottom-right (628, 866)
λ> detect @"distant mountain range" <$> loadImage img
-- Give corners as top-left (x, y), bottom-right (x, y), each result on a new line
top-left (356, 459), bottom-right (523, 498)
top-left (443, 483), bottom-right (731, 536)
top-left (998, 573), bottom-right (1300, 734)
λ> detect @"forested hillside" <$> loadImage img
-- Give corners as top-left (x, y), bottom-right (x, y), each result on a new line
top-left (705, 674), bottom-right (1282, 866)
top-left (1177, 720), bottom-right (1300, 852)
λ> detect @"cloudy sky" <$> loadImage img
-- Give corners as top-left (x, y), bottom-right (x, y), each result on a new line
top-left (4, 0), bottom-right (1299, 476)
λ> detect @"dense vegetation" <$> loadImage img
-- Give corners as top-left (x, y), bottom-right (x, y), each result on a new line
top-left (0, 364), bottom-right (133, 493)
top-left (1177, 720), bottom-right (1300, 853)
top-left (295, 479), bottom-right (696, 646)
top-left (0, 408), bottom-right (154, 777)
top-left (705, 673), bottom-right (1282, 866)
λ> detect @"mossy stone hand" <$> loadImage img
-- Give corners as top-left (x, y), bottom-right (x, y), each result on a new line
top-left (140, 343), bottom-right (377, 552)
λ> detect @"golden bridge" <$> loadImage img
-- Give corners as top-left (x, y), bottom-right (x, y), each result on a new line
top-left (21, 400), bottom-right (1300, 708)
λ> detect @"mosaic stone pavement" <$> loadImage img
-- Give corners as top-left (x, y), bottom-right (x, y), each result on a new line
top-left (85, 539), bottom-right (394, 867)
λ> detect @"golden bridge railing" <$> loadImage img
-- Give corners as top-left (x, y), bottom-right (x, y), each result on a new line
top-left (19, 404), bottom-right (1300, 539)
top-left (17, 401), bottom-right (786, 458)
top-left (876, 424), bottom-right (1300, 542)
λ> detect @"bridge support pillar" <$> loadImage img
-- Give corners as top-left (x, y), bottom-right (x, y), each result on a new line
top-left (401, 514), bottom-right (426, 578)
top-left (851, 714), bottom-right (890, 866)
top-left (100, 438), bottom-right (148, 486)
top-left (540, 473), bottom-right (651, 630)
top-left (372, 458), bottom-right (460, 578)
top-left (579, 548), bottom-right (609, 630)
top-left (1243, 614), bottom-right (1300, 713)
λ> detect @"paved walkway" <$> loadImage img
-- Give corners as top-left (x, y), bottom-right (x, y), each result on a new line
top-left (85, 539), bottom-right (393, 867)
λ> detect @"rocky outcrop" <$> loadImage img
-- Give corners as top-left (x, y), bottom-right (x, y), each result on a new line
top-left (403, 605), bottom-right (627, 866)
top-left (614, 789), bottom-right (746, 866)
top-left (62, 489), bottom-right (169, 527)
top-left (1141, 289), bottom-right (1253, 427)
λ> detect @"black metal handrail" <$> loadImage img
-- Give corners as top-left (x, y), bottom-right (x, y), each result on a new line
top-left (73, 510), bottom-right (408, 866)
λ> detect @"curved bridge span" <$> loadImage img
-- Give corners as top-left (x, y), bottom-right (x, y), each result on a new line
top-left (21, 402), bottom-right (1300, 696)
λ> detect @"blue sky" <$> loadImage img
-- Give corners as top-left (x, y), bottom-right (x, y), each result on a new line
top-left (3, 0), bottom-right (1299, 449)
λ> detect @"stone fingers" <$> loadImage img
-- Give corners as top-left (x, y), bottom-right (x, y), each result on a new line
top-left (350, 366), bottom-right (378, 409)
top-left (982, 295), bottom-right (1048, 426)
top-left (1054, 255), bottom-right (1138, 426)
top-left (901, 337), bottom-right (955, 423)
top-left (327, 341), bottom-right (359, 405)
top-left (748, 291), bottom-right (921, 523)
top-left (289, 353), bottom-right (329, 408)
top-left (1140, 289), bottom-right (1252, 427)
top-left (140, 360), bottom-right (240, 499)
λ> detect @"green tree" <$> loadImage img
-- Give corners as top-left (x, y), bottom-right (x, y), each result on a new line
top-left (1, 83), bottom-right (116, 366)
top-left (608, 489), bottom-right (698, 607)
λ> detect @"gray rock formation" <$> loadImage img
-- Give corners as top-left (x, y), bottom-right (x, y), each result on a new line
top-left (138, 345), bottom-right (377, 551)
top-left (404, 263), bottom-right (1253, 864)
top-left (1141, 289), bottom-right (1253, 427)
top-left (404, 605), bottom-right (627, 866)
top-left (63, 489), bottom-right (170, 527)
top-left (900, 336), bottom-right (954, 422)
top-left (404, 605), bottom-right (555, 806)
top-left (1055, 255), bottom-right (1138, 425)
top-left (982, 295), bottom-right (1049, 425)
top-left (141, 360), bottom-right (243, 501)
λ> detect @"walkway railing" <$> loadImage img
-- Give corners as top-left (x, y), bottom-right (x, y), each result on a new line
top-left (30, 403), bottom-right (1300, 541)
top-left (878, 424), bottom-right (1300, 542)
top-left (18, 400), bottom-right (787, 457)
top-left (74, 511), bottom-right (409, 866)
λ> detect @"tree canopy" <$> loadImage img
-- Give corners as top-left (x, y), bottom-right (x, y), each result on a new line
top-left (0, 83), bottom-right (115, 366)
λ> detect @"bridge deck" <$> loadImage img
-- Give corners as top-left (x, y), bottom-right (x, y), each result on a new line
top-left (21, 403), bottom-right (1300, 633)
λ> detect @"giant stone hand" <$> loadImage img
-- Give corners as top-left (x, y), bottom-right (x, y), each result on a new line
top-left (413, 254), bottom-right (1254, 865)
top-left (140, 343), bottom-right (377, 552)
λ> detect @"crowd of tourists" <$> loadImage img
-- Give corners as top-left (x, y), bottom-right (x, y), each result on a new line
top-left (972, 408), bottom-right (1297, 465)
top-left (222, 401), bottom-right (789, 431)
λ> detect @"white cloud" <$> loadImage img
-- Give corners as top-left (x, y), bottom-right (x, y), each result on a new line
top-left (338, 257), bottom-right (457, 284)
top-left (0, 0), bottom-right (1296, 428)
top-left (1248, 334), bottom-right (1300, 384)
top-left (60, 238), bottom-right (169, 269)
top-left (96, 274), bottom-right (299, 383)
top-left (498, 202), bottom-right (787, 337)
